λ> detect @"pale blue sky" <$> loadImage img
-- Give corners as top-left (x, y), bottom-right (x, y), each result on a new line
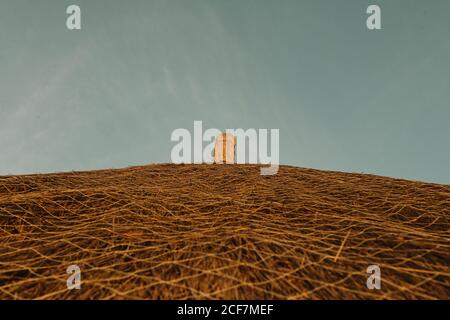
top-left (0, 0), bottom-right (449, 183)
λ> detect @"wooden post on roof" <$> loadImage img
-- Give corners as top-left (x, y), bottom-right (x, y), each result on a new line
top-left (214, 133), bottom-right (236, 164)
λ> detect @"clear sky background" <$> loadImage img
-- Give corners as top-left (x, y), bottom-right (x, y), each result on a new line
top-left (0, 0), bottom-right (449, 183)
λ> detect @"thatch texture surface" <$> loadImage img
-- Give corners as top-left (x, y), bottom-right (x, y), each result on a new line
top-left (0, 164), bottom-right (448, 299)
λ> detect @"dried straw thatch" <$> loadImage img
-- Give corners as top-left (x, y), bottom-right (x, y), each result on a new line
top-left (0, 164), bottom-right (448, 299)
